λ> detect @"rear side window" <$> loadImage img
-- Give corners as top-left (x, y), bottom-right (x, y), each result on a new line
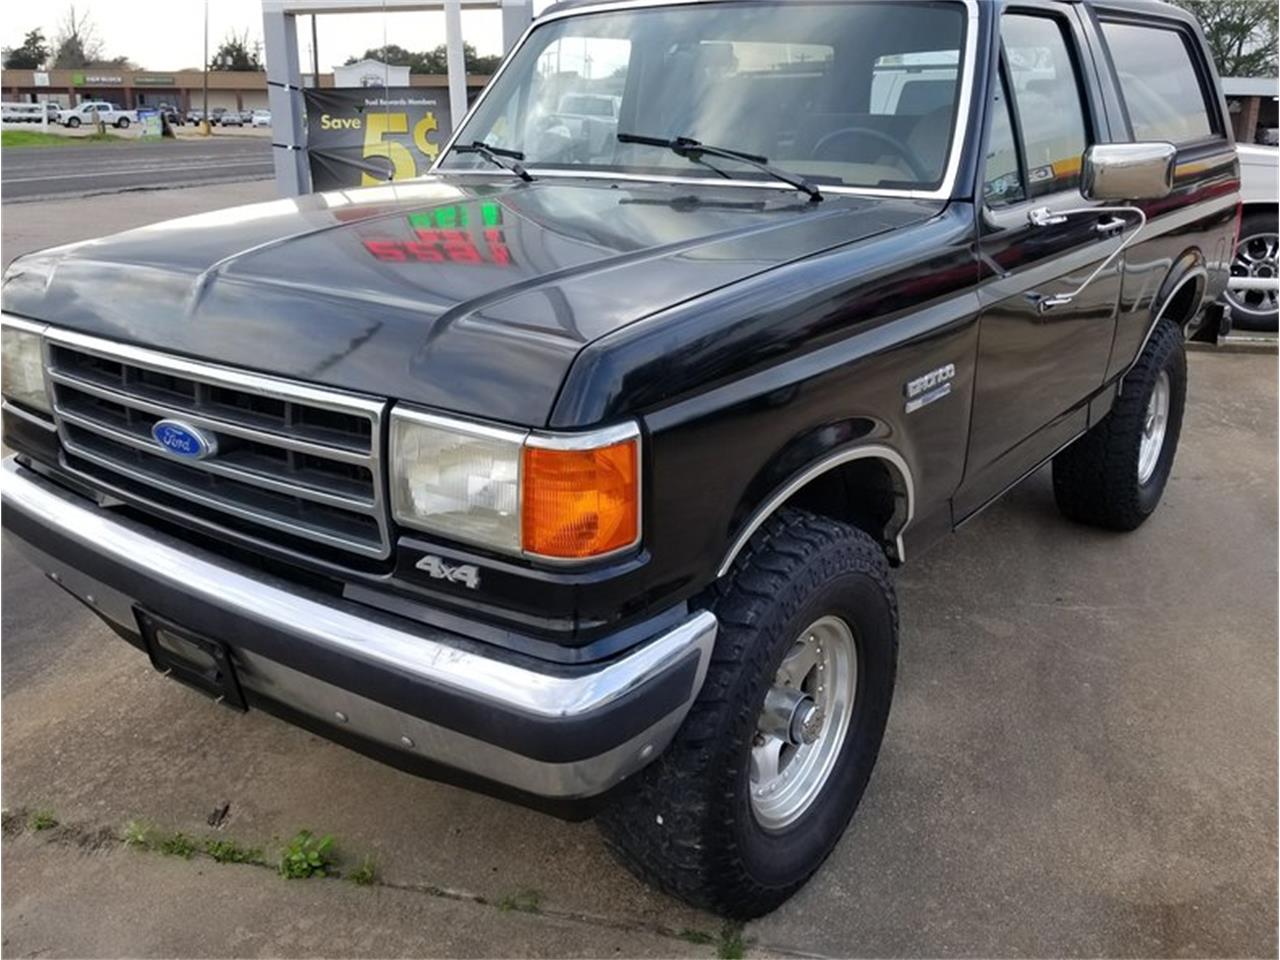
top-left (1101, 21), bottom-right (1216, 144)
top-left (1002, 14), bottom-right (1090, 198)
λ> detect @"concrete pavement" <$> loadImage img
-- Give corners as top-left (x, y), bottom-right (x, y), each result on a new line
top-left (1, 184), bottom-right (1276, 957)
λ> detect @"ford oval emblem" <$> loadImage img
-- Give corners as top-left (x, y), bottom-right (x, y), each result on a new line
top-left (151, 419), bottom-right (217, 460)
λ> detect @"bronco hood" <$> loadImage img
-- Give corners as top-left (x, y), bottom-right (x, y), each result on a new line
top-left (3, 176), bottom-right (942, 425)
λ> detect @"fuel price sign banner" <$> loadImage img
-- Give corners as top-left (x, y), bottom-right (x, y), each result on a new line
top-left (303, 88), bottom-right (451, 192)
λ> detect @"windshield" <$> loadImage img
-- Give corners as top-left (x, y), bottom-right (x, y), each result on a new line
top-left (439, 1), bottom-right (968, 192)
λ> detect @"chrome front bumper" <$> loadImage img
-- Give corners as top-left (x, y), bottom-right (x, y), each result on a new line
top-left (0, 458), bottom-right (717, 804)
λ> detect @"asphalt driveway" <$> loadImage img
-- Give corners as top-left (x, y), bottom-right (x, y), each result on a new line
top-left (1, 184), bottom-right (1276, 957)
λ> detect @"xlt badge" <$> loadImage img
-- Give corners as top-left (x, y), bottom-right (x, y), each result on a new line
top-left (904, 363), bottom-right (956, 414)
top-left (415, 555), bottom-right (481, 590)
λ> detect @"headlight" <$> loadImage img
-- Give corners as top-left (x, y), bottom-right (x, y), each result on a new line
top-left (1, 320), bottom-right (50, 414)
top-left (391, 408), bottom-right (640, 561)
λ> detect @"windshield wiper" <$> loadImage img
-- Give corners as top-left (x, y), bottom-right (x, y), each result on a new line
top-left (454, 141), bottom-right (534, 182)
top-left (617, 133), bottom-right (822, 202)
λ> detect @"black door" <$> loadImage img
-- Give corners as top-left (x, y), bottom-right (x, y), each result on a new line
top-left (957, 4), bottom-right (1123, 518)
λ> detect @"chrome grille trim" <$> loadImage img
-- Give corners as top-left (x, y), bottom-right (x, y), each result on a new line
top-left (55, 409), bottom-right (376, 512)
top-left (41, 327), bottom-right (390, 559)
top-left (46, 369), bottom-right (372, 464)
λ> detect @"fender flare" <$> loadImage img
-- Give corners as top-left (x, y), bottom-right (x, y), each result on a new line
top-left (1123, 255), bottom-right (1207, 390)
top-left (716, 443), bottom-right (915, 578)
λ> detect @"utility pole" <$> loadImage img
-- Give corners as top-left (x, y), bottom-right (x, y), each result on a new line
top-left (311, 15), bottom-right (320, 87)
top-left (201, 0), bottom-right (210, 134)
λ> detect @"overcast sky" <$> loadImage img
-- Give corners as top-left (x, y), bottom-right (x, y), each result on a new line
top-left (2, 1), bottom-right (555, 72)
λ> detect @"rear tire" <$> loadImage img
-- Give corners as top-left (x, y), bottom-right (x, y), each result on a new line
top-left (1052, 319), bottom-right (1186, 531)
top-left (116, 117), bottom-right (130, 129)
top-left (598, 508), bottom-right (897, 918)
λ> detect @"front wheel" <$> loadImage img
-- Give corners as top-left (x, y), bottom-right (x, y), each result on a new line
top-left (1052, 318), bottom-right (1187, 531)
top-left (598, 509), bottom-right (897, 918)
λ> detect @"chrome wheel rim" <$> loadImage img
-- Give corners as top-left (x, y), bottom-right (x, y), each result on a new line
top-left (1138, 370), bottom-right (1170, 485)
top-left (1226, 231), bottom-right (1279, 320)
top-left (750, 615), bottom-right (857, 831)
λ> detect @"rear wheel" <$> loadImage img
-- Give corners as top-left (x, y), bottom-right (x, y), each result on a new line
top-left (115, 117), bottom-right (130, 129)
top-left (598, 509), bottom-right (897, 918)
top-left (1052, 319), bottom-right (1186, 531)
top-left (1226, 212), bottom-right (1279, 332)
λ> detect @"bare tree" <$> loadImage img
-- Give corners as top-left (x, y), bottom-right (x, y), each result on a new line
top-left (51, 4), bottom-right (104, 69)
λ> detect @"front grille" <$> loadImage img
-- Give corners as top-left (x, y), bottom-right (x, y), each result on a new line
top-left (44, 329), bottom-right (390, 559)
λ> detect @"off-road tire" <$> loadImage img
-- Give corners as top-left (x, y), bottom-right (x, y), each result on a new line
top-left (1052, 318), bottom-right (1186, 531)
top-left (598, 508), bottom-right (897, 918)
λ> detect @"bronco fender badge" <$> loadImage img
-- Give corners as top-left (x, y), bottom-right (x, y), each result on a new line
top-left (904, 363), bottom-right (956, 414)
top-left (415, 554), bottom-right (481, 590)
top-left (151, 419), bottom-right (218, 460)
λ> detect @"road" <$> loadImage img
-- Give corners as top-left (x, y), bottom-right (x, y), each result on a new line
top-left (0, 137), bottom-right (273, 201)
top-left (1, 185), bottom-right (1276, 957)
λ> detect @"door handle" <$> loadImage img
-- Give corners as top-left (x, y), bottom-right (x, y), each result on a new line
top-left (1024, 205), bottom-right (1147, 312)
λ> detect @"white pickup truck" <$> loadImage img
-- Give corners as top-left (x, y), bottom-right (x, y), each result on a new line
top-left (58, 101), bottom-right (137, 129)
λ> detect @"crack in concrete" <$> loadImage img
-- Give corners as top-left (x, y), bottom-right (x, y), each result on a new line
top-left (2, 807), bottom-right (733, 955)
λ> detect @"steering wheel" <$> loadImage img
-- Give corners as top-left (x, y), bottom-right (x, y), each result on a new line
top-left (810, 126), bottom-right (930, 182)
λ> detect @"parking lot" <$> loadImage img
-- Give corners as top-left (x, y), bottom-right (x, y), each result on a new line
top-left (1, 178), bottom-right (1276, 957)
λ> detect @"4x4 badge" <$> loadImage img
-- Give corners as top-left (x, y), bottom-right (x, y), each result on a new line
top-left (415, 555), bottom-right (481, 590)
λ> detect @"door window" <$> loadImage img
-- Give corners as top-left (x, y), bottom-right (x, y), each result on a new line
top-left (1100, 21), bottom-right (1216, 144)
top-left (984, 69), bottom-right (1025, 206)
top-left (1002, 14), bottom-right (1090, 199)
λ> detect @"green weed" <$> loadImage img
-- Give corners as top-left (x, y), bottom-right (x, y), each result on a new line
top-left (347, 856), bottom-right (377, 886)
top-left (28, 809), bottom-right (58, 831)
top-left (204, 837), bottom-right (264, 865)
top-left (717, 923), bottom-right (746, 960)
top-left (496, 889), bottom-right (543, 913)
top-left (278, 830), bottom-right (334, 879)
top-left (156, 831), bottom-right (197, 859)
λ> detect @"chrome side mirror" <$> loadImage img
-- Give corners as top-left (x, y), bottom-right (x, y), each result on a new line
top-left (1082, 142), bottom-right (1177, 202)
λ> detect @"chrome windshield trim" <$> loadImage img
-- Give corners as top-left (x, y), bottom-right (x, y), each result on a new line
top-left (432, 168), bottom-right (953, 201)
top-left (432, 0), bottom-right (980, 202)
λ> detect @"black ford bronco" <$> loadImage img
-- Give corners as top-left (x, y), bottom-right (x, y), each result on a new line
top-left (2, 0), bottom-right (1240, 917)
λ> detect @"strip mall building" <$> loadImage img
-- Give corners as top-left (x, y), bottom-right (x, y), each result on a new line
top-left (1, 67), bottom-right (491, 114)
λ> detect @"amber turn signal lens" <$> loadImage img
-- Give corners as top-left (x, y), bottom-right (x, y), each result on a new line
top-left (521, 439), bottom-right (639, 559)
